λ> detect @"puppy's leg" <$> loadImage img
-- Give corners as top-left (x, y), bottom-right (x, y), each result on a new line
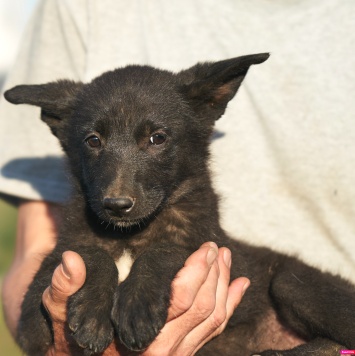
top-left (66, 246), bottom-right (118, 355)
top-left (17, 252), bottom-right (61, 355)
top-left (267, 258), bottom-right (355, 352)
top-left (111, 244), bottom-right (191, 351)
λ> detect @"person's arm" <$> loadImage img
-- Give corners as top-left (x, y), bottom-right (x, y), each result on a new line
top-left (2, 200), bottom-right (60, 336)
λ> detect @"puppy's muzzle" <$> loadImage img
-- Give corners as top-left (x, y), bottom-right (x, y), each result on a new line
top-left (103, 197), bottom-right (135, 215)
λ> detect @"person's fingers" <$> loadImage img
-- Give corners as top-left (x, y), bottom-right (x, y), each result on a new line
top-left (168, 242), bottom-right (218, 321)
top-left (204, 248), bottom-right (248, 331)
top-left (192, 277), bottom-right (250, 354)
top-left (175, 250), bottom-right (250, 355)
top-left (42, 251), bottom-right (86, 323)
top-left (145, 247), bottom-right (230, 356)
top-left (170, 248), bottom-right (231, 353)
top-left (207, 248), bottom-right (232, 327)
top-left (226, 276), bottom-right (250, 321)
top-left (144, 259), bottom-right (220, 356)
top-left (179, 247), bottom-right (232, 334)
top-left (143, 244), bottom-right (219, 355)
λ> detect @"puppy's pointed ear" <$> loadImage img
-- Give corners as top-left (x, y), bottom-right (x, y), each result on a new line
top-left (178, 53), bottom-right (269, 123)
top-left (4, 80), bottom-right (83, 138)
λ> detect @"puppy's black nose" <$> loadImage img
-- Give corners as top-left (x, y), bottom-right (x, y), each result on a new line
top-left (103, 197), bottom-right (135, 214)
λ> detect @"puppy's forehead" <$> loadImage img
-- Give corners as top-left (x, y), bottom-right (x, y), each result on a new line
top-left (77, 66), bottom-right (185, 128)
top-left (88, 65), bottom-right (179, 102)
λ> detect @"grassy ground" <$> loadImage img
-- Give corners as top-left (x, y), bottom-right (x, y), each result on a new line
top-left (0, 200), bottom-right (21, 355)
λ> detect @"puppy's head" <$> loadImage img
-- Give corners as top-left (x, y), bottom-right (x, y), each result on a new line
top-left (4, 53), bottom-right (269, 227)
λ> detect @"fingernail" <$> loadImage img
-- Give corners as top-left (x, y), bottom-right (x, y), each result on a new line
top-left (223, 249), bottom-right (232, 268)
top-left (242, 280), bottom-right (250, 296)
top-left (61, 255), bottom-right (71, 279)
top-left (207, 247), bottom-right (218, 265)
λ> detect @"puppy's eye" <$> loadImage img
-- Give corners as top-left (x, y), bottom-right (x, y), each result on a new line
top-left (86, 135), bottom-right (101, 148)
top-left (150, 133), bottom-right (167, 145)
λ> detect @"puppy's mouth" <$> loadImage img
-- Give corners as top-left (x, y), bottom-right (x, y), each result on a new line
top-left (101, 212), bottom-right (156, 230)
top-left (112, 219), bottom-right (150, 229)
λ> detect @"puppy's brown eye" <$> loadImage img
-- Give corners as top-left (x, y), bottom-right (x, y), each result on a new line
top-left (150, 133), bottom-right (167, 145)
top-left (86, 135), bottom-right (101, 148)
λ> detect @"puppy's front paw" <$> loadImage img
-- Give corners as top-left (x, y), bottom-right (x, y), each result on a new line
top-left (67, 289), bottom-right (114, 355)
top-left (112, 282), bottom-right (169, 351)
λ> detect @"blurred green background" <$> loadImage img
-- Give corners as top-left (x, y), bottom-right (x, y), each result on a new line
top-left (0, 200), bottom-right (21, 355)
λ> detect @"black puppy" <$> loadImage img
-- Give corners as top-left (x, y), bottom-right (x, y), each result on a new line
top-left (5, 54), bottom-right (355, 355)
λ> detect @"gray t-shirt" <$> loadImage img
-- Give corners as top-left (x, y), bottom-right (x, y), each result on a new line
top-left (1, 0), bottom-right (355, 280)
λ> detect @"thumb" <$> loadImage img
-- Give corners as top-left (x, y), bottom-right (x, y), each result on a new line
top-left (42, 251), bottom-right (86, 322)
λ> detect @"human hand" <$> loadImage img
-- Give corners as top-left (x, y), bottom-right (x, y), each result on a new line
top-left (43, 243), bottom-right (249, 355)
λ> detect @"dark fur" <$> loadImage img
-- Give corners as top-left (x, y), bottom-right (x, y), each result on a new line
top-left (4, 54), bottom-right (355, 355)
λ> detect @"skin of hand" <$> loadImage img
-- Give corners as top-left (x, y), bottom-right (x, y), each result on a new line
top-left (1, 201), bottom-right (250, 355)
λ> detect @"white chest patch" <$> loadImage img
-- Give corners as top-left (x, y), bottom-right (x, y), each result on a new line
top-left (115, 250), bottom-right (133, 283)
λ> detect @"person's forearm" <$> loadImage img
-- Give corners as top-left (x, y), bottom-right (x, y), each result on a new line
top-left (1, 200), bottom-right (60, 336)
